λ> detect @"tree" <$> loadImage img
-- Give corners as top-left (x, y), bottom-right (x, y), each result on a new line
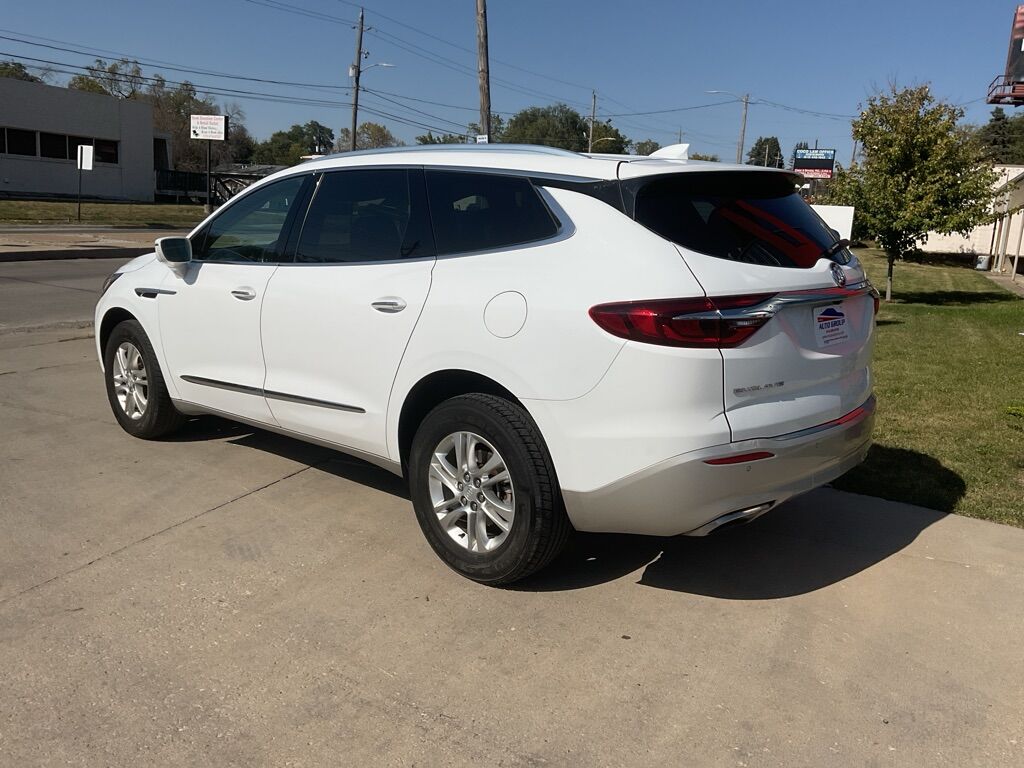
top-left (67, 58), bottom-right (145, 99)
top-left (332, 122), bottom-right (402, 152)
top-left (503, 104), bottom-right (589, 151)
top-left (747, 136), bottom-right (784, 167)
top-left (634, 139), bottom-right (660, 156)
top-left (973, 107), bottom-right (1024, 164)
top-left (469, 114), bottom-right (505, 142)
top-left (416, 131), bottom-right (466, 144)
top-left (690, 152), bottom-right (720, 162)
top-left (0, 61), bottom-right (43, 82)
top-left (828, 85), bottom-right (997, 300)
top-left (589, 120), bottom-right (630, 153)
top-left (790, 140), bottom-right (810, 169)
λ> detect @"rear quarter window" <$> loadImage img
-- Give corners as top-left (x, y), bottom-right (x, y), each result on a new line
top-left (425, 170), bottom-right (559, 255)
top-left (632, 171), bottom-right (845, 268)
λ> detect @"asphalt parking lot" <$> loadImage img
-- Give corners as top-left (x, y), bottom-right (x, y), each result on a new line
top-left (1, 259), bottom-right (1023, 766)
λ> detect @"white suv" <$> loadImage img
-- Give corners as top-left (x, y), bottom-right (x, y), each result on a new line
top-left (95, 145), bottom-right (876, 584)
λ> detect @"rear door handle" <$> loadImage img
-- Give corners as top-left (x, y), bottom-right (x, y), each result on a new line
top-left (231, 287), bottom-right (257, 301)
top-left (371, 297), bottom-right (407, 313)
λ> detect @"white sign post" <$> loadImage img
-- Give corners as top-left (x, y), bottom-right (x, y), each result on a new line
top-left (190, 115), bottom-right (228, 212)
top-left (76, 144), bottom-right (94, 222)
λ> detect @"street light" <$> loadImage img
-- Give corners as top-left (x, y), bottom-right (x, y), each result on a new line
top-left (706, 90), bottom-right (750, 164)
top-left (349, 60), bottom-right (395, 151)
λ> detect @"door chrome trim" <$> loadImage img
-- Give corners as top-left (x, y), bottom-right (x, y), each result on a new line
top-left (263, 388), bottom-right (366, 413)
top-left (179, 375), bottom-right (366, 414)
top-left (371, 298), bottom-right (407, 313)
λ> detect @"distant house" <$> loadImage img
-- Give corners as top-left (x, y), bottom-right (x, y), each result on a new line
top-left (918, 164), bottom-right (1024, 273)
top-left (0, 77), bottom-right (167, 202)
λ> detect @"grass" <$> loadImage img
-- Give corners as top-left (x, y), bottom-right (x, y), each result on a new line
top-left (0, 199), bottom-right (204, 228)
top-left (832, 248), bottom-right (1024, 527)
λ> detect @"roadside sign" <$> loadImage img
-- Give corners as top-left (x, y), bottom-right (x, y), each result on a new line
top-left (794, 148), bottom-right (836, 179)
top-left (77, 144), bottom-right (94, 171)
top-left (190, 114), bottom-right (228, 141)
top-left (475, 134), bottom-right (489, 144)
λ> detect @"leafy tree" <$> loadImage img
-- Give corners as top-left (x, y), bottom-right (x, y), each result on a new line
top-left (747, 136), bottom-right (784, 167)
top-left (690, 152), bottom-right (720, 162)
top-left (416, 131), bottom-right (466, 144)
top-left (67, 58), bottom-right (145, 99)
top-left (634, 139), bottom-right (660, 156)
top-left (503, 104), bottom-right (589, 151)
top-left (333, 122), bottom-right (402, 152)
top-left (973, 107), bottom-right (1024, 164)
top-left (588, 120), bottom-right (630, 153)
top-left (827, 85), bottom-right (997, 300)
top-left (254, 122), bottom-right (336, 165)
top-left (469, 114), bottom-right (506, 142)
top-left (0, 61), bottom-right (43, 82)
top-left (790, 140), bottom-right (810, 169)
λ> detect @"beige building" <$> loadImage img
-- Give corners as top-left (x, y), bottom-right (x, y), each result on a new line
top-left (918, 164), bottom-right (1024, 277)
top-left (0, 78), bottom-right (166, 201)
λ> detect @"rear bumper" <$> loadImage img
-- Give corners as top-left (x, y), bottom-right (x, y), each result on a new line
top-left (562, 397), bottom-right (875, 536)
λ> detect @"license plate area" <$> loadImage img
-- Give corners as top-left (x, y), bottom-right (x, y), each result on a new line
top-left (813, 301), bottom-right (849, 348)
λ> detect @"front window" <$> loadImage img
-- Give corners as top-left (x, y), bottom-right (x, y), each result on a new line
top-left (192, 175), bottom-right (306, 263)
top-left (632, 171), bottom-right (846, 268)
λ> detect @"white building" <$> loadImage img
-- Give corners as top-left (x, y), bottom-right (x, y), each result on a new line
top-left (918, 164), bottom-right (1024, 275)
top-left (0, 78), bottom-right (167, 201)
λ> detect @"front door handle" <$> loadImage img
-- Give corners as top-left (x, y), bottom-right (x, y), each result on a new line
top-left (231, 287), bottom-right (257, 301)
top-left (371, 297), bottom-right (407, 313)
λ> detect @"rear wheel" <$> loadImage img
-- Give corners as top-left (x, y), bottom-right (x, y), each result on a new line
top-left (104, 319), bottom-right (184, 439)
top-left (409, 394), bottom-right (571, 585)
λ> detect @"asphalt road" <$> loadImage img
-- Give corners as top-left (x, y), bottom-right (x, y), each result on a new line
top-left (0, 257), bottom-right (129, 332)
top-left (1, 262), bottom-right (1023, 766)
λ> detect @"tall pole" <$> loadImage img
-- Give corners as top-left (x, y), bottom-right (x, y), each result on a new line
top-left (349, 8), bottom-right (365, 152)
top-left (588, 90), bottom-right (596, 153)
top-left (736, 93), bottom-right (749, 164)
top-left (476, 0), bottom-right (491, 141)
top-left (204, 140), bottom-right (212, 214)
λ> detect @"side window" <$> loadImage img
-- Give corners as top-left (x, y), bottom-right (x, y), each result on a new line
top-left (425, 170), bottom-right (558, 255)
top-left (294, 169), bottom-right (432, 263)
top-left (192, 175), bottom-right (306, 263)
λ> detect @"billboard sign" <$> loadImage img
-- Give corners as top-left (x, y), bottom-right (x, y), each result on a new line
top-left (794, 148), bottom-right (836, 179)
top-left (1006, 5), bottom-right (1024, 84)
top-left (190, 114), bottom-right (228, 141)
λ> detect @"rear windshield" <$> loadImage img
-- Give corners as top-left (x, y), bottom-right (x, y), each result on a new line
top-left (632, 171), bottom-right (847, 268)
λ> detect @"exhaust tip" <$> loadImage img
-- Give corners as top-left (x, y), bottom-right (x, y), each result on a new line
top-left (685, 502), bottom-right (774, 537)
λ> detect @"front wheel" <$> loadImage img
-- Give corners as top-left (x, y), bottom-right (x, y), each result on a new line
top-left (103, 319), bottom-right (184, 439)
top-left (408, 393), bottom-right (571, 585)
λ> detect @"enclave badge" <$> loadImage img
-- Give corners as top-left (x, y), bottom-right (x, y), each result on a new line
top-left (830, 262), bottom-right (847, 287)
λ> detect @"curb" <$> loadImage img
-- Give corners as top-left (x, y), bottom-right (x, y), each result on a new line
top-left (0, 248), bottom-right (152, 263)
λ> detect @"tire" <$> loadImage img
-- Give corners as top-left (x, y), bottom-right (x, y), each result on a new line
top-left (408, 393), bottom-right (571, 586)
top-left (103, 319), bottom-right (185, 439)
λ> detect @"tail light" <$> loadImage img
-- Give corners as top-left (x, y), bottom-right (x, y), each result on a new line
top-left (589, 294), bottom-right (774, 349)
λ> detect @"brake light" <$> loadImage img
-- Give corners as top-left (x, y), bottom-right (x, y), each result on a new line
top-left (589, 294), bottom-right (774, 348)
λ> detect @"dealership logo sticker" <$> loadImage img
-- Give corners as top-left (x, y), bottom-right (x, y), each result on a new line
top-left (814, 305), bottom-right (849, 347)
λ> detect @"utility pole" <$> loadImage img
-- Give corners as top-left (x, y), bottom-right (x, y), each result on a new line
top-left (736, 93), bottom-right (749, 164)
top-left (677, 127), bottom-right (682, 144)
top-left (476, 0), bottom-right (491, 141)
top-left (349, 8), bottom-right (365, 152)
top-left (588, 91), bottom-right (596, 152)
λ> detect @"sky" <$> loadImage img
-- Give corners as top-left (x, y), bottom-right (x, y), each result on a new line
top-left (2, 0), bottom-right (1019, 160)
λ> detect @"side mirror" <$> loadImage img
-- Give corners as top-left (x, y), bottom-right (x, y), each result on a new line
top-left (155, 236), bottom-right (192, 267)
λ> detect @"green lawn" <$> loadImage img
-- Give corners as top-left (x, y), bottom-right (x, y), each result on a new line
top-left (833, 248), bottom-right (1024, 526)
top-left (0, 200), bottom-right (204, 227)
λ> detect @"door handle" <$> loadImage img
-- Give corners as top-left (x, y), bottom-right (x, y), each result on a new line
top-left (231, 287), bottom-right (257, 301)
top-left (371, 297), bottom-right (407, 313)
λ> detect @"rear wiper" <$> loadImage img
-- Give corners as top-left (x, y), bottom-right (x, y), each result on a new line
top-left (821, 238), bottom-right (850, 260)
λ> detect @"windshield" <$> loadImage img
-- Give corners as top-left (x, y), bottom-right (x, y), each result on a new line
top-left (632, 171), bottom-right (848, 268)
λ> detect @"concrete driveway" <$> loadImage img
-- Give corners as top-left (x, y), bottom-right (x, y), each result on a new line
top-left (0, 266), bottom-right (1022, 766)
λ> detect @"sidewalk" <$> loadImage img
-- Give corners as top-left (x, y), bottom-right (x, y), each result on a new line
top-left (985, 270), bottom-right (1024, 299)
top-left (0, 227), bottom-right (186, 262)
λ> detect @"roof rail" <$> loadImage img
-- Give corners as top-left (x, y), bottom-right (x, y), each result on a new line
top-left (313, 143), bottom-right (583, 163)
